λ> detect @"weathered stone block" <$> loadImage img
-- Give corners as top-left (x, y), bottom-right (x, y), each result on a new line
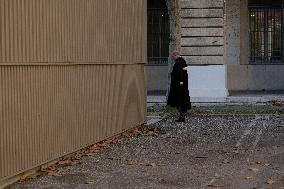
top-left (180, 0), bottom-right (224, 8)
top-left (184, 56), bottom-right (223, 64)
top-left (181, 28), bottom-right (224, 36)
top-left (181, 46), bottom-right (224, 55)
top-left (181, 37), bottom-right (224, 46)
top-left (181, 18), bottom-right (224, 27)
top-left (181, 9), bottom-right (223, 18)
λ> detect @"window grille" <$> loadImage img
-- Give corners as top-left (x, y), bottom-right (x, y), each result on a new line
top-left (249, 4), bottom-right (284, 63)
top-left (147, 8), bottom-right (169, 65)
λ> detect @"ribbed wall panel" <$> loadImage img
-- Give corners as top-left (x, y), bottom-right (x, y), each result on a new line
top-left (0, 64), bottom-right (146, 180)
top-left (0, 0), bottom-right (147, 184)
top-left (0, 0), bottom-right (147, 64)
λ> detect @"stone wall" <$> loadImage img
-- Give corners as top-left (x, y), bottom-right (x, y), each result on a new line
top-left (226, 0), bottom-right (284, 91)
top-left (180, 0), bottom-right (224, 65)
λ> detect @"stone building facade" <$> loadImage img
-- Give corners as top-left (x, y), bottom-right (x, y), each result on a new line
top-left (147, 0), bottom-right (284, 99)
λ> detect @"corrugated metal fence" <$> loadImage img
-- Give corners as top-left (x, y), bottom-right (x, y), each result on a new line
top-left (0, 0), bottom-right (147, 185)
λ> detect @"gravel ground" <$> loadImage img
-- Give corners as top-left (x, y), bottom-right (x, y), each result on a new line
top-left (9, 105), bottom-right (284, 189)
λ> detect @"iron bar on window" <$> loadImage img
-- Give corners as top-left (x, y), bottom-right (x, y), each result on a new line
top-left (249, 6), bottom-right (283, 63)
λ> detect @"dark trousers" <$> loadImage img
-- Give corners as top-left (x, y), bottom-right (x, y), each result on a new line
top-left (177, 106), bottom-right (187, 120)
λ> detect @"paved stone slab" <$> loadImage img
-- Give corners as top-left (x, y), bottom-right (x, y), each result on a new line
top-left (146, 118), bottom-right (162, 125)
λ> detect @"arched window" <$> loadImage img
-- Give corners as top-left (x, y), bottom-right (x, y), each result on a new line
top-left (147, 0), bottom-right (169, 65)
top-left (249, 0), bottom-right (284, 63)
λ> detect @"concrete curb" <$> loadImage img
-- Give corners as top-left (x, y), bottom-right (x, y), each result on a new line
top-left (147, 95), bottom-right (284, 104)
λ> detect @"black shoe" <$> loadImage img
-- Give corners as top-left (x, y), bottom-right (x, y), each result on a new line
top-left (175, 118), bottom-right (185, 122)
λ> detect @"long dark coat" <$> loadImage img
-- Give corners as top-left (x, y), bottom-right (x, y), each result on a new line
top-left (167, 57), bottom-right (191, 109)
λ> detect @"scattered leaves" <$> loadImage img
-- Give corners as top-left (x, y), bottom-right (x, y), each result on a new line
top-left (19, 175), bottom-right (29, 182)
top-left (47, 170), bottom-right (62, 177)
top-left (58, 159), bottom-right (73, 166)
top-left (40, 165), bottom-right (62, 177)
top-left (74, 153), bottom-right (83, 160)
top-left (268, 100), bottom-right (284, 106)
top-left (17, 125), bottom-right (160, 181)
top-left (89, 145), bottom-right (100, 153)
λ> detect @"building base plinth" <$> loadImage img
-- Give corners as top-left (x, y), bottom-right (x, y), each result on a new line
top-left (186, 65), bottom-right (228, 102)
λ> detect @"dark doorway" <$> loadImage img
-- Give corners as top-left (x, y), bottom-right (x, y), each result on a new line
top-left (146, 0), bottom-right (169, 95)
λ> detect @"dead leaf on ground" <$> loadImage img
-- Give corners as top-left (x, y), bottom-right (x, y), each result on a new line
top-left (127, 159), bottom-right (138, 165)
top-left (209, 175), bottom-right (223, 179)
top-left (279, 176), bottom-right (284, 181)
top-left (40, 164), bottom-right (51, 171)
top-left (30, 172), bottom-right (42, 179)
top-left (107, 157), bottom-right (122, 161)
top-left (268, 100), bottom-right (284, 106)
top-left (47, 170), bottom-right (62, 177)
top-left (18, 124), bottom-right (161, 181)
top-left (89, 145), bottom-right (100, 151)
top-left (207, 184), bottom-right (224, 188)
top-left (81, 148), bottom-right (89, 153)
top-left (194, 156), bottom-right (208, 159)
top-left (58, 159), bottom-right (73, 166)
top-left (223, 148), bottom-right (239, 155)
top-left (266, 178), bottom-right (275, 185)
top-left (97, 142), bottom-right (110, 148)
top-left (73, 153), bottom-right (83, 160)
top-left (19, 175), bottom-right (29, 182)
top-left (40, 165), bottom-right (56, 172)
top-left (167, 136), bottom-right (177, 138)
top-left (111, 139), bottom-right (122, 144)
top-left (122, 133), bottom-right (130, 137)
top-left (132, 128), bottom-right (142, 136)
top-left (87, 152), bottom-right (98, 157)
top-left (248, 167), bottom-right (259, 172)
top-left (245, 176), bottom-right (254, 180)
top-left (146, 131), bottom-right (157, 136)
top-left (222, 159), bottom-right (230, 164)
top-left (232, 149), bottom-right (239, 154)
top-left (145, 163), bottom-right (156, 167)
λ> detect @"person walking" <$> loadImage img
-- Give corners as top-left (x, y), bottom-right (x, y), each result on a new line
top-left (167, 51), bottom-right (191, 122)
